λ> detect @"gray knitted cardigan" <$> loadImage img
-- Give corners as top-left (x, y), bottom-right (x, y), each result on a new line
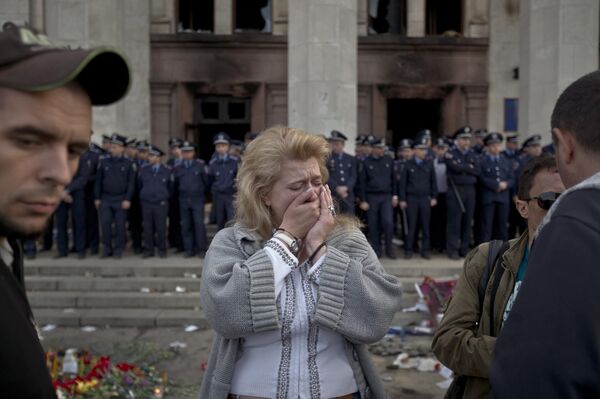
top-left (198, 223), bottom-right (403, 399)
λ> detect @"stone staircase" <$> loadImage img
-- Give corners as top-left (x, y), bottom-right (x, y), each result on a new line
top-left (25, 247), bottom-right (464, 328)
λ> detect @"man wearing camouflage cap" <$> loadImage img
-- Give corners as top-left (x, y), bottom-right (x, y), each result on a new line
top-left (0, 22), bottom-right (129, 397)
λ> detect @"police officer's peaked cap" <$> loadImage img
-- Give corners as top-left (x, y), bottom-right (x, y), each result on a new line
top-left (355, 134), bottom-right (367, 144)
top-left (522, 134), bottom-right (542, 149)
top-left (506, 133), bottom-right (519, 144)
top-left (137, 140), bottom-right (149, 151)
top-left (328, 130), bottom-right (348, 142)
top-left (101, 134), bottom-right (111, 143)
top-left (483, 132), bottom-right (503, 146)
top-left (168, 138), bottom-right (183, 148)
top-left (453, 125), bottom-right (473, 139)
top-left (110, 133), bottom-right (127, 146)
top-left (230, 139), bottom-right (244, 149)
top-left (180, 141), bottom-right (195, 151)
top-left (474, 128), bottom-right (488, 138)
top-left (370, 137), bottom-right (386, 147)
top-left (213, 132), bottom-right (231, 145)
top-left (126, 138), bottom-right (137, 148)
top-left (435, 138), bottom-right (448, 147)
top-left (415, 129), bottom-right (432, 140)
top-left (399, 138), bottom-right (413, 149)
top-left (148, 145), bottom-right (165, 156)
top-left (413, 137), bottom-right (429, 149)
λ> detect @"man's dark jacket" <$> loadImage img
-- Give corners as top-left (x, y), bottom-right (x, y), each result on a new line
top-left (490, 177), bottom-right (600, 398)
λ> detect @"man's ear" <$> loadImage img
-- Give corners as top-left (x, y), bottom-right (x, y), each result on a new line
top-left (552, 127), bottom-right (575, 164)
top-left (515, 199), bottom-right (529, 220)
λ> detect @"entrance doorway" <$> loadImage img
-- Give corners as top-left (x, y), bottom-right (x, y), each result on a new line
top-left (192, 96), bottom-right (251, 162)
top-left (387, 99), bottom-right (442, 147)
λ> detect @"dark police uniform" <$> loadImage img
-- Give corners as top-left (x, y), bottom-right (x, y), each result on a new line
top-left (167, 138), bottom-right (184, 252)
top-left (445, 127), bottom-right (480, 258)
top-left (126, 139), bottom-right (143, 254)
top-left (431, 138), bottom-right (448, 253)
top-left (209, 133), bottom-right (239, 230)
top-left (138, 148), bottom-right (172, 258)
top-left (55, 148), bottom-right (95, 257)
top-left (479, 133), bottom-right (515, 242)
top-left (174, 143), bottom-right (210, 257)
top-left (393, 138), bottom-right (412, 239)
top-left (326, 130), bottom-right (357, 214)
top-left (399, 139), bottom-right (438, 258)
top-left (358, 138), bottom-right (397, 258)
top-left (85, 143), bottom-right (103, 254)
top-left (94, 134), bottom-right (136, 257)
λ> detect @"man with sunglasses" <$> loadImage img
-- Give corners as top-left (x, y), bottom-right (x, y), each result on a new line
top-left (432, 156), bottom-right (564, 399)
top-left (490, 71), bottom-right (600, 398)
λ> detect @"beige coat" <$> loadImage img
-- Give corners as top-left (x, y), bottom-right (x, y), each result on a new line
top-left (431, 232), bottom-right (528, 399)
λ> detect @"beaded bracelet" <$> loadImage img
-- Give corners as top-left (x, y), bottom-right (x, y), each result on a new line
top-left (307, 241), bottom-right (327, 265)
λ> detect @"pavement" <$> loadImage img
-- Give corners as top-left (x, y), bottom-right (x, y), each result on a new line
top-left (28, 249), bottom-right (463, 399)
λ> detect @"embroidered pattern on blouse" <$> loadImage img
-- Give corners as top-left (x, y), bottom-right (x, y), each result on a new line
top-left (265, 239), bottom-right (297, 270)
top-left (276, 273), bottom-right (296, 399)
top-left (300, 265), bottom-right (321, 398)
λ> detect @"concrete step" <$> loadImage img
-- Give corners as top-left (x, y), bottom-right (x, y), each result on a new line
top-left (26, 276), bottom-right (201, 292)
top-left (25, 263), bottom-right (202, 278)
top-left (32, 308), bottom-right (209, 328)
top-left (28, 291), bottom-right (202, 309)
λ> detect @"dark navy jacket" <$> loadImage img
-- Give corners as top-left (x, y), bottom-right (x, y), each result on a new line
top-left (174, 159), bottom-right (210, 199)
top-left (209, 155), bottom-right (239, 195)
top-left (326, 152), bottom-right (357, 195)
top-left (358, 154), bottom-right (397, 199)
top-left (479, 154), bottom-right (515, 205)
top-left (445, 147), bottom-right (481, 186)
top-left (138, 164), bottom-right (172, 203)
top-left (399, 158), bottom-right (438, 200)
top-left (94, 156), bottom-right (136, 201)
top-left (67, 149), bottom-right (95, 194)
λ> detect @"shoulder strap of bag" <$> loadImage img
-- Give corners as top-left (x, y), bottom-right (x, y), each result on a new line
top-left (477, 240), bottom-right (509, 333)
top-left (487, 241), bottom-right (509, 335)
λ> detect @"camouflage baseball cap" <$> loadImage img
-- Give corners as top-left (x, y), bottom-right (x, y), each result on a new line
top-left (0, 22), bottom-right (130, 105)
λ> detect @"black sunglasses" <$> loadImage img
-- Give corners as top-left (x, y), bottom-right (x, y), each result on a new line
top-left (522, 191), bottom-right (561, 210)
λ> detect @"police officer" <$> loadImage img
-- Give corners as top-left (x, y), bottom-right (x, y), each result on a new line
top-left (479, 132), bottom-right (515, 242)
top-left (138, 145), bottom-right (172, 258)
top-left (414, 129), bottom-right (435, 161)
top-left (431, 138), bottom-right (449, 254)
top-left (55, 143), bottom-right (96, 258)
top-left (445, 126), bottom-right (480, 259)
top-left (472, 128), bottom-right (487, 154)
top-left (174, 141), bottom-right (210, 257)
top-left (125, 138), bottom-right (143, 253)
top-left (94, 133), bottom-right (136, 258)
top-left (326, 130), bottom-right (357, 214)
top-left (504, 133), bottom-right (521, 239)
top-left (394, 138), bottom-right (412, 239)
top-left (358, 137), bottom-right (398, 258)
top-left (85, 142), bottom-right (103, 255)
top-left (502, 133), bottom-right (520, 160)
top-left (399, 137), bottom-right (438, 259)
top-left (101, 134), bottom-right (111, 152)
top-left (167, 138), bottom-right (184, 252)
top-left (209, 132), bottom-right (239, 230)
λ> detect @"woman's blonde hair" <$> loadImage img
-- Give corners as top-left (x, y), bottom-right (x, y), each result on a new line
top-left (235, 126), bottom-right (358, 239)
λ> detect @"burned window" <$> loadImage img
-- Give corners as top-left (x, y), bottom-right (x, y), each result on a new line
top-left (178, 0), bottom-right (214, 33)
top-left (368, 0), bottom-right (406, 35)
top-left (426, 0), bottom-right (462, 36)
top-left (235, 0), bottom-right (272, 33)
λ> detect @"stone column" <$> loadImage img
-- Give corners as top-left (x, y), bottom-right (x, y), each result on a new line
top-left (288, 0), bottom-right (357, 152)
top-left (519, 0), bottom-right (599, 143)
top-left (214, 0), bottom-right (233, 35)
top-left (29, 0), bottom-right (44, 32)
top-left (406, 0), bottom-right (425, 37)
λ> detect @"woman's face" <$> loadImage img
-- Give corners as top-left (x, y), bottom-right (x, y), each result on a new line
top-left (264, 157), bottom-right (323, 227)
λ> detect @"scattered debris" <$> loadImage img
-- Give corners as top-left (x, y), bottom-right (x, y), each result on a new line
top-left (140, 287), bottom-right (151, 293)
top-left (81, 326), bottom-right (97, 332)
top-left (63, 308), bottom-right (76, 314)
top-left (393, 352), bottom-right (441, 372)
top-left (168, 341), bottom-right (187, 351)
top-left (175, 286), bottom-right (186, 293)
top-left (381, 374), bottom-right (393, 382)
top-left (401, 300), bottom-right (429, 313)
top-left (184, 325), bottom-right (198, 333)
top-left (183, 272), bottom-right (198, 279)
top-left (42, 324), bottom-right (57, 332)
